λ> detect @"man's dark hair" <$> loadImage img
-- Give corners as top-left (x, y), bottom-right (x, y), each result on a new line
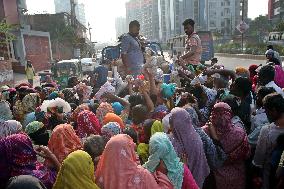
top-left (183, 19), bottom-right (195, 27)
top-left (267, 45), bottom-right (274, 50)
top-left (257, 87), bottom-right (276, 100)
top-left (259, 65), bottom-right (275, 82)
top-left (222, 95), bottom-right (240, 116)
top-left (129, 20), bottom-right (140, 29)
top-left (233, 77), bottom-right (252, 97)
top-left (263, 93), bottom-right (284, 113)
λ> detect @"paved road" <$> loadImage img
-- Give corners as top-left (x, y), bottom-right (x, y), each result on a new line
top-left (214, 56), bottom-right (266, 70)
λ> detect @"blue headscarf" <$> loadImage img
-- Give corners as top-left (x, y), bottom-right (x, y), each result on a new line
top-left (161, 83), bottom-right (176, 99)
top-left (143, 132), bottom-right (184, 189)
top-left (111, 102), bottom-right (124, 115)
top-left (48, 91), bottom-right (59, 100)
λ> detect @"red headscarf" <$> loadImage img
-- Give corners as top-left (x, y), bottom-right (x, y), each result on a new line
top-left (77, 110), bottom-right (101, 138)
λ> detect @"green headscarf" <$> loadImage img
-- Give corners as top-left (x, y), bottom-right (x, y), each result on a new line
top-left (143, 132), bottom-right (184, 189)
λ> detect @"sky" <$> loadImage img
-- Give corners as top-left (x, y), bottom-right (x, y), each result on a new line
top-left (26, 0), bottom-right (268, 43)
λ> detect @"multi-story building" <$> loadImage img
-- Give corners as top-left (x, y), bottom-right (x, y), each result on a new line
top-left (126, 0), bottom-right (159, 41)
top-left (268, 0), bottom-right (284, 23)
top-left (54, 0), bottom-right (86, 26)
top-left (204, 0), bottom-right (248, 36)
top-left (76, 3), bottom-right (86, 26)
top-left (115, 17), bottom-right (127, 39)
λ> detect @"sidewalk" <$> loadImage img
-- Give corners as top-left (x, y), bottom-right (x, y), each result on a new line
top-left (13, 72), bottom-right (40, 87)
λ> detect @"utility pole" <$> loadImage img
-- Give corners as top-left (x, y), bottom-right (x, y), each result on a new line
top-left (241, 0), bottom-right (244, 53)
top-left (88, 22), bottom-right (92, 42)
top-left (70, 0), bottom-right (76, 28)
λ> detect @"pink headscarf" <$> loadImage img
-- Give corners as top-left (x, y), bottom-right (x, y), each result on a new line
top-left (170, 107), bottom-right (210, 188)
top-left (204, 102), bottom-right (250, 161)
top-left (95, 134), bottom-right (173, 189)
top-left (77, 110), bottom-right (101, 138)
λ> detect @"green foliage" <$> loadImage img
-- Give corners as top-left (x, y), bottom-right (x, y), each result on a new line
top-left (274, 21), bottom-right (284, 31)
top-left (215, 42), bottom-right (284, 55)
top-left (247, 15), bottom-right (273, 36)
top-left (0, 20), bottom-right (16, 44)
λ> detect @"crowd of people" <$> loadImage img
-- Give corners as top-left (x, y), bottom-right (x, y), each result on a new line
top-left (0, 19), bottom-right (284, 189)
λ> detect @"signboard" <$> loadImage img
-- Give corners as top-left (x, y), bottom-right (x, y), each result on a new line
top-left (236, 21), bottom-right (249, 34)
top-left (197, 31), bottom-right (214, 62)
top-left (74, 48), bottom-right (81, 58)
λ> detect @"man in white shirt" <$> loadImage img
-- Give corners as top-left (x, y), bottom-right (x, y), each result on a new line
top-left (258, 65), bottom-right (284, 97)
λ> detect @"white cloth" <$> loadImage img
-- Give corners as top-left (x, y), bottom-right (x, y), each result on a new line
top-left (265, 81), bottom-right (284, 97)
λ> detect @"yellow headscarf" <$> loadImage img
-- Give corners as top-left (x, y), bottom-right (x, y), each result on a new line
top-left (53, 150), bottom-right (100, 189)
top-left (137, 120), bottom-right (164, 164)
top-left (151, 120), bottom-right (164, 136)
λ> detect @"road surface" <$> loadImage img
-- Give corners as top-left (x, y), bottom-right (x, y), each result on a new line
top-left (215, 56), bottom-right (265, 70)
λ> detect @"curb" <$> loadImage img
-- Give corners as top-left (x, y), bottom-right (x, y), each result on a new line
top-left (215, 53), bottom-right (284, 61)
top-left (215, 53), bottom-right (267, 60)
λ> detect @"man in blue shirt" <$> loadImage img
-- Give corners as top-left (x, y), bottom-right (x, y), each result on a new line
top-left (121, 20), bottom-right (144, 77)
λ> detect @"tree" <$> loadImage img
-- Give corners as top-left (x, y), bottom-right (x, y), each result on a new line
top-left (0, 20), bottom-right (16, 59)
top-left (247, 15), bottom-right (273, 36)
top-left (274, 21), bottom-right (284, 31)
top-left (0, 20), bottom-right (16, 44)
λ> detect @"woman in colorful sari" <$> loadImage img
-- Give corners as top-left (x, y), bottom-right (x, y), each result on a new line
top-left (77, 110), bottom-right (102, 138)
top-left (203, 102), bottom-right (250, 189)
top-left (0, 100), bottom-right (13, 121)
top-left (101, 122), bottom-right (121, 142)
top-left (0, 120), bottom-right (22, 139)
top-left (95, 134), bottom-right (173, 189)
top-left (170, 107), bottom-right (210, 188)
top-left (143, 132), bottom-right (198, 189)
top-left (48, 124), bottom-right (82, 163)
top-left (96, 102), bottom-right (114, 125)
top-left (53, 150), bottom-right (100, 189)
top-left (22, 93), bottom-right (41, 127)
top-left (0, 133), bottom-right (58, 189)
top-left (137, 119), bottom-right (164, 164)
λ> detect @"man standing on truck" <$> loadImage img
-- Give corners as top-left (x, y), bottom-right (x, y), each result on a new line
top-left (121, 20), bottom-right (144, 77)
top-left (178, 19), bottom-right (202, 68)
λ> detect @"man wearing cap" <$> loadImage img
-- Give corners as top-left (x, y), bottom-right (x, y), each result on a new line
top-left (178, 19), bottom-right (202, 67)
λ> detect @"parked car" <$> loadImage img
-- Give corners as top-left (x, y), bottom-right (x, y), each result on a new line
top-left (80, 58), bottom-right (98, 73)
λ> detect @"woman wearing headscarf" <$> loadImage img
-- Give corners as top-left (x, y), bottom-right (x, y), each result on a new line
top-left (143, 132), bottom-right (198, 189)
top-left (40, 98), bottom-right (71, 130)
top-left (96, 102), bottom-right (114, 125)
top-left (101, 122), bottom-right (121, 142)
top-left (71, 104), bottom-right (90, 123)
top-left (77, 110), bottom-right (101, 138)
top-left (13, 86), bottom-right (29, 123)
top-left (95, 134), bottom-right (173, 189)
top-left (0, 100), bottom-right (13, 121)
top-left (0, 133), bottom-right (58, 189)
top-left (6, 175), bottom-right (47, 189)
top-left (203, 102), bottom-right (250, 189)
top-left (22, 93), bottom-right (41, 127)
top-left (103, 112), bottom-right (125, 130)
top-left (0, 120), bottom-right (22, 139)
top-left (170, 107), bottom-right (210, 188)
top-left (137, 120), bottom-right (164, 164)
top-left (186, 107), bottom-right (227, 170)
top-left (25, 121), bottom-right (49, 146)
top-left (53, 150), bottom-right (100, 189)
top-left (48, 124), bottom-right (82, 163)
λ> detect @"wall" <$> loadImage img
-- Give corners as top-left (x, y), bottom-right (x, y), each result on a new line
top-left (23, 35), bottom-right (51, 71)
top-left (3, 0), bottom-right (19, 25)
top-left (0, 60), bottom-right (14, 86)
